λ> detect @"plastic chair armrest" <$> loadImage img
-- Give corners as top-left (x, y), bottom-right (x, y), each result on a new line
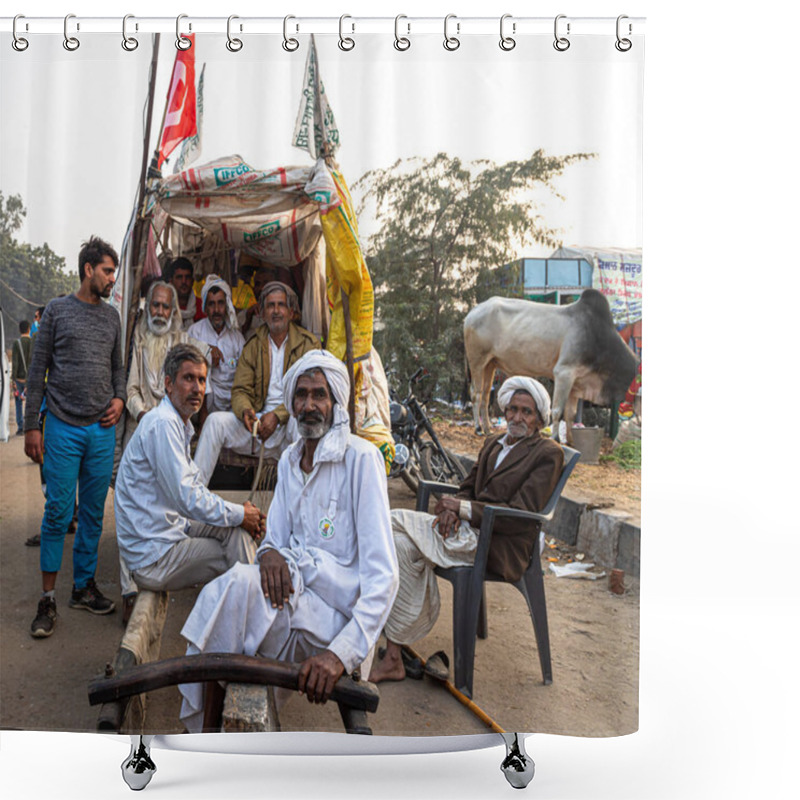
top-left (415, 480), bottom-right (459, 512)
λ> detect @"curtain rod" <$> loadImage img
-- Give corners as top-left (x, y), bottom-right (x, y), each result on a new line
top-left (2, 15), bottom-right (646, 37)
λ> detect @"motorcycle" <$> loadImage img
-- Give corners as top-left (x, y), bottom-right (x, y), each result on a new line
top-left (388, 368), bottom-right (469, 493)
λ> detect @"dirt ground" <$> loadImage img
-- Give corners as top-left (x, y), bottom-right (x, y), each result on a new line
top-left (0, 413), bottom-right (639, 739)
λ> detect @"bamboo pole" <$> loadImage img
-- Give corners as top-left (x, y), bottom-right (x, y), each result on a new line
top-left (404, 645), bottom-right (506, 734)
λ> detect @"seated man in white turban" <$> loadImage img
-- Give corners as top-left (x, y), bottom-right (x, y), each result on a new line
top-left (193, 282), bottom-right (319, 486)
top-left (178, 350), bottom-right (399, 732)
top-left (369, 376), bottom-right (564, 684)
top-left (187, 275), bottom-right (245, 415)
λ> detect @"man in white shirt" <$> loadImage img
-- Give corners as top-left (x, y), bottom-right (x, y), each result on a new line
top-left (178, 350), bottom-right (399, 732)
top-left (193, 282), bottom-right (319, 486)
top-left (115, 344), bottom-right (265, 597)
top-left (187, 275), bottom-right (245, 414)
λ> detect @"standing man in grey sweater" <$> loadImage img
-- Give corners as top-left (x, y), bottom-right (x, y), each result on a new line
top-left (24, 236), bottom-right (126, 638)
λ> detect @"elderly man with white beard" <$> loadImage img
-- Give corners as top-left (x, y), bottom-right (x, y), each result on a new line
top-left (124, 281), bottom-right (205, 447)
top-left (177, 350), bottom-right (399, 732)
top-left (187, 275), bottom-right (245, 415)
top-left (369, 376), bottom-right (564, 684)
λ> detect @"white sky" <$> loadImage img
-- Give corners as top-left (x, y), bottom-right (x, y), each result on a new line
top-left (1, 22), bottom-right (642, 273)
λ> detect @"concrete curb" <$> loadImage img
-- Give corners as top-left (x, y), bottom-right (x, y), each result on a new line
top-left (544, 494), bottom-right (640, 577)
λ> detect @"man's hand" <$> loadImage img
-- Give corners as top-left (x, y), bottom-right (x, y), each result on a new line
top-left (257, 411), bottom-right (279, 441)
top-left (297, 650), bottom-right (345, 704)
top-left (242, 408), bottom-right (258, 434)
top-left (100, 398), bottom-right (124, 428)
top-left (259, 549), bottom-right (293, 609)
top-left (434, 496), bottom-right (461, 516)
top-left (242, 501), bottom-right (266, 539)
top-left (24, 430), bottom-right (44, 464)
top-left (208, 345), bottom-right (223, 367)
top-left (136, 409), bottom-right (148, 423)
top-left (433, 509), bottom-right (459, 540)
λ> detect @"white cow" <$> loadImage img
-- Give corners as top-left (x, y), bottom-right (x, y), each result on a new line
top-left (464, 290), bottom-right (639, 439)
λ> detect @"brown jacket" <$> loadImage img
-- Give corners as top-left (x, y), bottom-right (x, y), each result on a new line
top-left (230, 322), bottom-right (320, 426)
top-left (456, 431), bottom-right (564, 582)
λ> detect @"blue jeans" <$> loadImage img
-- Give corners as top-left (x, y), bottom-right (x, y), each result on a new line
top-left (40, 414), bottom-right (115, 589)
top-left (14, 380), bottom-right (25, 430)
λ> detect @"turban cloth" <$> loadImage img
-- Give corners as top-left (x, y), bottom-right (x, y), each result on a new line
top-left (201, 275), bottom-right (239, 330)
top-left (496, 376), bottom-right (551, 424)
top-left (283, 349), bottom-right (350, 415)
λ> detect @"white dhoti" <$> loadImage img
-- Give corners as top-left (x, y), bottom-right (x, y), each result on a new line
top-left (384, 509), bottom-right (478, 646)
top-left (194, 411), bottom-right (297, 486)
top-left (178, 561), bottom-right (356, 733)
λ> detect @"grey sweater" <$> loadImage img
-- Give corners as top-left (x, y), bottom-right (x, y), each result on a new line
top-left (24, 294), bottom-right (126, 430)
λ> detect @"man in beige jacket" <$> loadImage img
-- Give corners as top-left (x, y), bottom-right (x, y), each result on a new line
top-left (193, 282), bottom-right (319, 485)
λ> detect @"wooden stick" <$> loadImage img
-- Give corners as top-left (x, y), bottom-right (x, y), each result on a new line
top-left (88, 652), bottom-right (380, 713)
top-left (403, 645), bottom-right (505, 734)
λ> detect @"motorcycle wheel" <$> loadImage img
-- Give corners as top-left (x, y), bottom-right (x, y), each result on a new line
top-left (419, 443), bottom-right (469, 485)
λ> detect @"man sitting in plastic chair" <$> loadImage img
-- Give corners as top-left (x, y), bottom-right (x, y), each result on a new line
top-left (178, 350), bottom-right (399, 731)
top-left (370, 376), bottom-right (563, 684)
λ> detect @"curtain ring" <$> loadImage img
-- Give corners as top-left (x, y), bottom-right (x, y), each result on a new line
top-left (282, 15), bottom-right (299, 52)
top-left (553, 14), bottom-right (570, 52)
top-left (338, 15), bottom-right (355, 51)
top-left (122, 14), bottom-right (139, 51)
top-left (226, 15), bottom-right (243, 52)
top-left (176, 14), bottom-right (192, 50)
top-left (499, 14), bottom-right (516, 51)
top-left (12, 15), bottom-right (29, 52)
top-left (394, 15), bottom-right (411, 51)
top-left (63, 14), bottom-right (80, 51)
top-left (615, 15), bottom-right (632, 52)
top-left (443, 14), bottom-right (460, 51)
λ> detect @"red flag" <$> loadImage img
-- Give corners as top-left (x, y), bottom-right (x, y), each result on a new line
top-left (157, 35), bottom-right (197, 169)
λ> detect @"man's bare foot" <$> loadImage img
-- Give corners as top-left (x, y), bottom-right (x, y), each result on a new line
top-left (369, 644), bottom-right (406, 683)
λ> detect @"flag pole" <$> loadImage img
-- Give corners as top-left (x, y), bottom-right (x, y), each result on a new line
top-left (126, 32), bottom-right (161, 358)
top-left (310, 36), bottom-right (357, 432)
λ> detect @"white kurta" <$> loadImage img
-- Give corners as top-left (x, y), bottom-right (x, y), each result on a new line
top-left (186, 318), bottom-right (245, 412)
top-left (179, 423), bottom-right (399, 731)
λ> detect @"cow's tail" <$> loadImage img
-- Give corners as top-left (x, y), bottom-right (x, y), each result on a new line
top-left (463, 352), bottom-right (472, 406)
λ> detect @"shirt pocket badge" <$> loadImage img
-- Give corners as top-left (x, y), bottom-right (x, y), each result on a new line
top-left (319, 516), bottom-right (335, 540)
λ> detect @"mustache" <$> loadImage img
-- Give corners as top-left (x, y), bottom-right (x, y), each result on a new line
top-left (299, 411), bottom-right (324, 424)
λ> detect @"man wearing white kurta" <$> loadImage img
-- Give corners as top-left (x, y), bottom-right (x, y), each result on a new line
top-left (178, 350), bottom-right (399, 732)
top-left (115, 344), bottom-right (264, 595)
top-left (187, 275), bottom-right (244, 413)
top-left (193, 282), bottom-right (319, 485)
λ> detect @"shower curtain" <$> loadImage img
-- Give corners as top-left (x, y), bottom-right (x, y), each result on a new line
top-left (0, 15), bottom-right (643, 744)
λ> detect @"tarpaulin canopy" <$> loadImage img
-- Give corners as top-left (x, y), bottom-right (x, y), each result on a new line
top-left (156, 156), bottom-right (323, 269)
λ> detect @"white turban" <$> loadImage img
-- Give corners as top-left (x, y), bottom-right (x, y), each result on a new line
top-left (282, 349), bottom-right (350, 414)
top-left (201, 275), bottom-right (239, 330)
top-left (497, 376), bottom-right (551, 424)
top-left (282, 349), bottom-right (352, 458)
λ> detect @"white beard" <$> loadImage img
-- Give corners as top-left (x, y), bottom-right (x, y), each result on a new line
top-left (142, 318), bottom-right (174, 397)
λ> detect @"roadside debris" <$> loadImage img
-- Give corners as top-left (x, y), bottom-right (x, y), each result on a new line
top-left (549, 562), bottom-right (607, 580)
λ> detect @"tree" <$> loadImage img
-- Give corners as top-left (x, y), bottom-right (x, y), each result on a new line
top-left (0, 192), bottom-right (77, 341)
top-left (354, 150), bottom-right (593, 399)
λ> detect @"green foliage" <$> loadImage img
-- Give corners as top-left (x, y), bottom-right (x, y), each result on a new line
top-left (354, 150), bottom-right (593, 399)
top-left (0, 192), bottom-right (77, 341)
top-left (600, 439), bottom-right (641, 471)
